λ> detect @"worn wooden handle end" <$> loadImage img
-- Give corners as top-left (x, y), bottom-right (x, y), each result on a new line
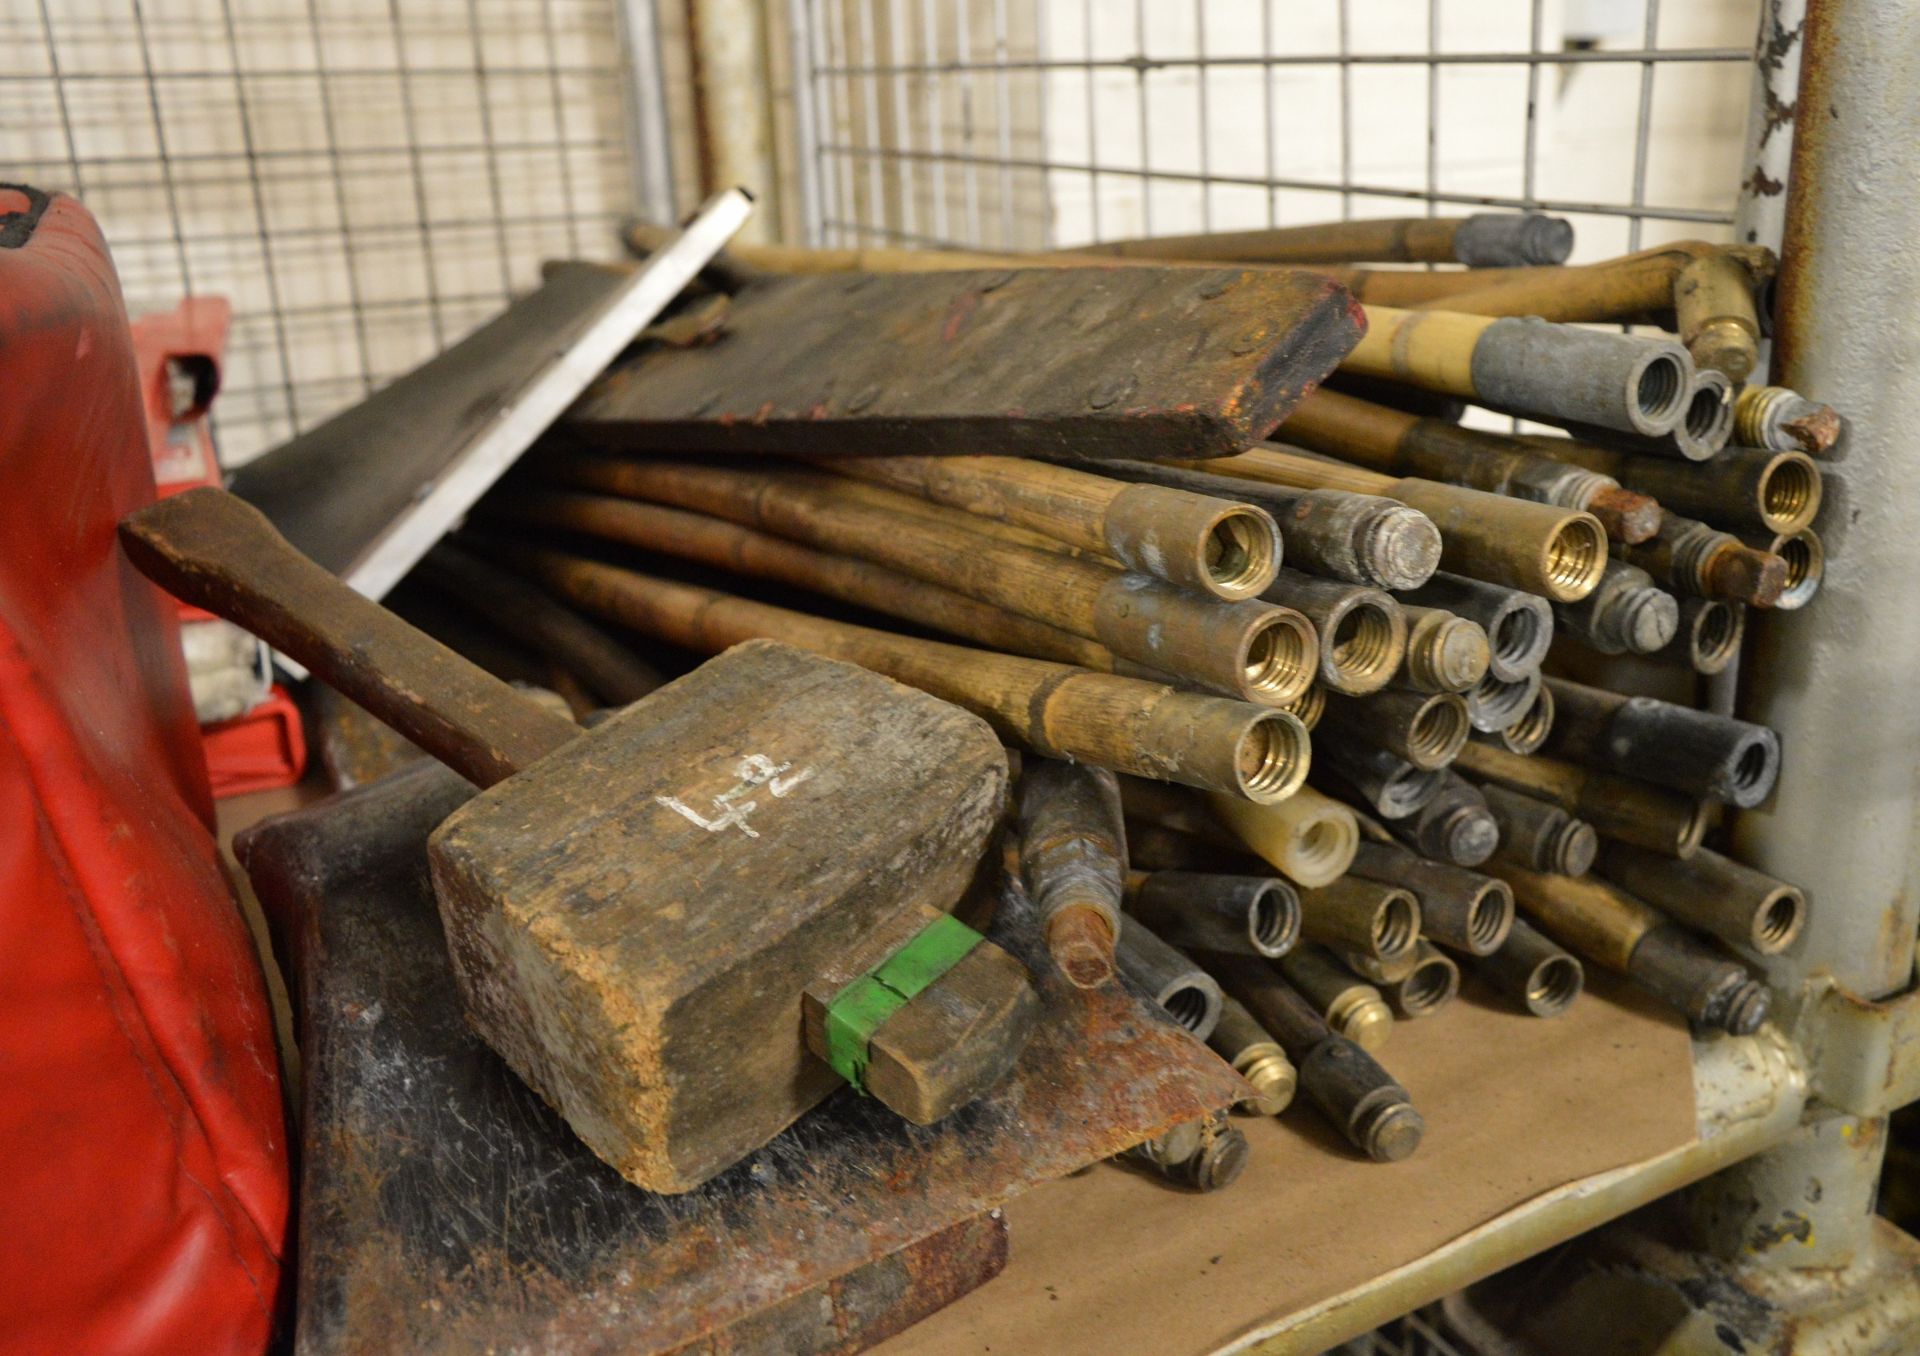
top-left (804, 906), bottom-right (1040, 1127)
top-left (119, 487), bottom-right (577, 787)
top-left (866, 941), bottom-right (1040, 1125)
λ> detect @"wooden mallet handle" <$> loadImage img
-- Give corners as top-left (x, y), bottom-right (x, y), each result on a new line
top-left (120, 487), bottom-right (578, 787)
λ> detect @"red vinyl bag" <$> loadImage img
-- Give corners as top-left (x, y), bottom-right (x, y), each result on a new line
top-left (0, 186), bottom-right (287, 1351)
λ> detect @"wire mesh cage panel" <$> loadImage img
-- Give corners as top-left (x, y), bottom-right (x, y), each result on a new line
top-left (784, 0), bottom-right (1759, 260)
top-left (1330, 1307), bottom-right (1483, 1356)
top-left (2, 0), bottom-right (671, 466)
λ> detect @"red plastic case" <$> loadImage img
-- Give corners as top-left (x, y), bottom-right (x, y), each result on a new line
top-left (0, 184), bottom-right (287, 1352)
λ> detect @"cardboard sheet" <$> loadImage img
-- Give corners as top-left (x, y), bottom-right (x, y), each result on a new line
top-left (880, 976), bottom-right (1696, 1355)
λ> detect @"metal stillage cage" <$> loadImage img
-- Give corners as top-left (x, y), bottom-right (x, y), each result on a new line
top-left (778, 0), bottom-right (1774, 259)
top-left (16, 0), bottom-right (1920, 1351)
top-left (2, 0), bottom-right (678, 465)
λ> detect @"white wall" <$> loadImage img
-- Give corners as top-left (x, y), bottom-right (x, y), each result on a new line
top-left (1038, 0), bottom-right (1757, 260)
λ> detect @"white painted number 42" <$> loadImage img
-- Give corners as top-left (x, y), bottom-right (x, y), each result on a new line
top-left (654, 754), bottom-right (814, 838)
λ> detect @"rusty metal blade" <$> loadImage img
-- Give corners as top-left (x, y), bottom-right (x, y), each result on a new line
top-left (662, 1213), bottom-right (1007, 1356)
top-left (228, 190), bottom-right (747, 594)
top-left (566, 266), bottom-right (1363, 460)
top-left (239, 758), bottom-right (1239, 1354)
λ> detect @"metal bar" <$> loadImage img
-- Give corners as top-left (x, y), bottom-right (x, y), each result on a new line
top-left (855, 0), bottom-right (887, 235)
top-left (957, 0), bottom-right (981, 241)
top-left (50, 212), bottom-right (623, 256)
top-left (615, 0), bottom-right (681, 221)
top-left (123, 0), bottom-right (195, 307)
top-left (1196, 2), bottom-right (1212, 234)
top-left (1133, 0), bottom-right (1150, 238)
top-left (785, 0), bottom-right (827, 243)
top-left (826, 0), bottom-right (852, 245)
top-left (302, 0), bottom-right (376, 400)
top-left (922, 0), bottom-right (950, 243)
top-left (813, 144), bottom-right (1737, 223)
top-left (1260, 0), bottom-right (1277, 227)
top-left (1034, 0), bottom-right (1053, 249)
top-left (1426, 0), bottom-right (1440, 223)
top-left (1737, 0), bottom-right (1920, 1007)
top-left (538, 0), bottom-right (586, 257)
top-left (464, 0), bottom-right (519, 296)
top-left (1337, 0), bottom-right (1354, 217)
top-left (1716, 0), bottom-right (1920, 1292)
top-left (1522, 0), bottom-right (1542, 209)
top-left (32, 0), bottom-right (85, 198)
top-left (0, 63), bottom-right (630, 82)
top-left (1733, 0), bottom-right (1806, 257)
top-left (1626, 0), bottom-right (1662, 252)
top-left (0, 139), bottom-right (631, 170)
top-left (1082, 0), bottom-right (1100, 241)
top-left (802, 48), bottom-right (1752, 76)
top-left (213, 0), bottom-right (300, 434)
top-left (992, 0), bottom-right (1015, 247)
top-left (386, 0), bottom-right (449, 349)
top-left (888, 0), bottom-right (918, 244)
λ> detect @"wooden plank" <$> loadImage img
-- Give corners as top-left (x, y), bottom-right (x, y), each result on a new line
top-left (566, 266), bottom-right (1364, 461)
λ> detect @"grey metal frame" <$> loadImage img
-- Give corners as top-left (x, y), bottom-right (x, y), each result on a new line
top-left (1715, 0), bottom-right (1920, 1293)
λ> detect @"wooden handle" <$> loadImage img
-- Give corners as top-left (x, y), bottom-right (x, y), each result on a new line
top-left (803, 901), bottom-right (1039, 1126)
top-left (120, 488), bottom-right (578, 787)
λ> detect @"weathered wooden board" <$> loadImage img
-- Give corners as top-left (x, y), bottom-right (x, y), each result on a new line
top-left (238, 759), bottom-right (1243, 1353)
top-left (566, 266), bottom-right (1364, 460)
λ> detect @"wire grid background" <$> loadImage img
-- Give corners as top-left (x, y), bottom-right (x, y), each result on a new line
top-left (2, 0), bottom-right (669, 466)
top-left (1330, 1307), bottom-right (1478, 1356)
top-left (783, 0), bottom-right (1758, 263)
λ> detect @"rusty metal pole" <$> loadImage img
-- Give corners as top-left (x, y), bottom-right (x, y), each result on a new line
top-left (1705, 0), bottom-right (1920, 1286)
top-left (1734, 0), bottom-right (1806, 257)
top-left (687, 0), bottom-right (779, 242)
top-left (1740, 0), bottom-right (1920, 1016)
top-left (1461, 10), bottom-right (1920, 1349)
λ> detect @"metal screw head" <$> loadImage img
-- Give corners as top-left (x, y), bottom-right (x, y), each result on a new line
top-left (845, 383), bottom-right (883, 413)
top-left (1191, 274), bottom-right (1235, 302)
top-left (1088, 372), bottom-right (1138, 410)
top-left (1364, 1103), bottom-right (1425, 1163)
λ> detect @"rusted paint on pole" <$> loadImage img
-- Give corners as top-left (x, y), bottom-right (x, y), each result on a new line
top-left (1737, 0), bottom-right (1920, 1004)
top-left (1704, 0), bottom-right (1920, 1313)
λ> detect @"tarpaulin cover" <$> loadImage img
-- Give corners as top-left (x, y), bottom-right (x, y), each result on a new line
top-left (0, 186), bottom-right (287, 1353)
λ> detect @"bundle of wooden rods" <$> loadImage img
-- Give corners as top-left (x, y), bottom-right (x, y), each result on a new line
top-left (432, 213), bottom-right (1826, 1179)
